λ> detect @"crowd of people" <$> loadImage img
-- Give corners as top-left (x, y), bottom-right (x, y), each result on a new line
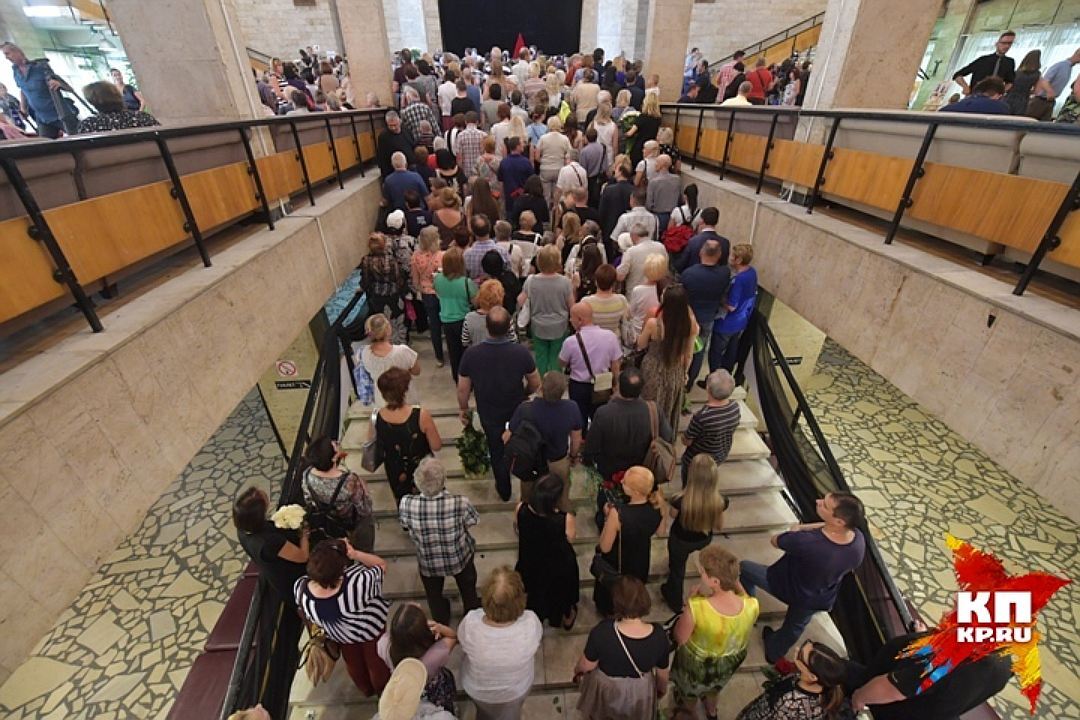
top-left (228, 43), bottom-right (1016, 720)
top-left (680, 48), bottom-right (810, 108)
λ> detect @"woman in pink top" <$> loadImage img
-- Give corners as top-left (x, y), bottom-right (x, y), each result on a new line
top-left (411, 226), bottom-right (446, 367)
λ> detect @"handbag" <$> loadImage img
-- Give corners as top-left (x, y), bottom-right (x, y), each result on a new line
top-left (360, 411), bottom-right (383, 472)
top-left (516, 296), bottom-right (531, 332)
top-left (589, 507), bottom-right (622, 588)
top-left (575, 332), bottom-right (613, 405)
top-left (642, 401), bottom-right (678, 485)
top-left (299, 624), bottom-right (340, 685)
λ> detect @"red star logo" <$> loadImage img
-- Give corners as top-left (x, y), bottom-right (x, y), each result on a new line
top-left (900, 534), bottom-right (1070, 714)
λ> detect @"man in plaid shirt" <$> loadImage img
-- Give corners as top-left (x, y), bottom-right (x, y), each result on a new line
top-left (454, 110), bottom-right (487, 178)
top-left (400, 86), bottom-right (441, 148)
top-left (398, 457), bottom-right (481, 624)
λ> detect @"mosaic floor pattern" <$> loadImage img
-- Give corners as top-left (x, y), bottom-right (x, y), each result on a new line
top-left (804, 339), bottom-right (1080, 720)
top-left (0, 390), bottom-right (284, 720)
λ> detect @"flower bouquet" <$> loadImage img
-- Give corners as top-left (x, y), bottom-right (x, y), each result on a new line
top-left (456, 410), bottom-right (491, 479)
top-left (583, 465), bottom-right (629, 505)
top-left (271, 504), bottom-right (306, 530)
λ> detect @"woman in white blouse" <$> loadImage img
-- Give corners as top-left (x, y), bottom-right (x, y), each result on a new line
top-left (358, 313), bottom-right (421, 408)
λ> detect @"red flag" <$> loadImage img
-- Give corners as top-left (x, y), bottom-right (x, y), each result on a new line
top-left (512, 33), bottom-right (526, 59)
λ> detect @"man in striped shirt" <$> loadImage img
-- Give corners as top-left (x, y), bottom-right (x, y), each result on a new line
top-left (681, 369), bottom-right (741, 484)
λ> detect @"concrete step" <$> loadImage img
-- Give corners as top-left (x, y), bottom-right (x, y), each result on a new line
top-left (371, 489), bottom-right (796, 558)
top-left (363, 458), bottom-right (784, 511)
top-left (341, 426), bottom-right (771, 481)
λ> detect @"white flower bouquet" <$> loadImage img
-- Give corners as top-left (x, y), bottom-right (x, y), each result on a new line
top-left (271, 504), bottom-right (306, 530)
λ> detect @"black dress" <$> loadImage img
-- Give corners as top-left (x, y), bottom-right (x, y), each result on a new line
top-left (593, 501), bottom-right (662, 616)
top-left (376, 407), bottom-right (431, 504)
top-left (629, 114), bottom-right (661, 167)
top-left (516, 504), bottom-right (580, 626)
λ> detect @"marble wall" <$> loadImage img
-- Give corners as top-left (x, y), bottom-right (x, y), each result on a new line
top-left (688, 0), bottom-right (827, 64)
top-left (0, 175), bottom-right (382, 682)
top-left (234, 0), bottom-right (341, 58)
top-left (683, 167), bottom-right (1080, 523)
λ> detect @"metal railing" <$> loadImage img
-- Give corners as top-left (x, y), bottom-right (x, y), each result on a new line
top-left (218, 291), bottom-right (363, 720)
top-left (662, 102), bottom-right (1080, 296)
top-left (750, 305), bottom-right (915, 661)
top-left (0, 107), bottom-right (386, 333)
top-left (708, 11), bottom-right (826, 68)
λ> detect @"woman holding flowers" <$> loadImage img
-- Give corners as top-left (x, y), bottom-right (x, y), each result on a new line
top-left (233, 486), bottom-right (309, 607)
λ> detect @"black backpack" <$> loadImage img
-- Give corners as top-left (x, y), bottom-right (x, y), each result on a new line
top-left (503, 402), bottom-right (547, 482)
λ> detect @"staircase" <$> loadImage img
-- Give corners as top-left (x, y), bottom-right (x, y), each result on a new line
top-left (287, 340), bottom-right (846, 719)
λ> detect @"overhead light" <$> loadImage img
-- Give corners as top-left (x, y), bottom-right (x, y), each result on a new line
top-left (23, 6), bottom-right (80, 20)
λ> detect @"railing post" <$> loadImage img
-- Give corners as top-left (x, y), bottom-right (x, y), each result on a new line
top-left (324, 117), bottom-right (345, 190)
top-left (692, 107), bottom-right (704, 170)
top-left (1014, 169), bottom-right (1080, 296)
top-left (673, 105), bottom-right (681, 149)
top-left (368, 113), bottom-right (379, 173)
top-left (719, 109), bottom-right (736, 180)
top-left (806, 118), bottom-right (840, 214)
top-left (348, 114), bottom-right (365, 178)
top-left (155, 136), bottom-right (211, 267)
top-left (289, 120), bottom-right (316, 206)
top-left (0, 156), bottom-right (103, 332)
top-left (885, 123), bottom-right (937, 244)
top-left (239, 128), bottom-right (274, 231)
top-left (756, 113), bottom-right (780, 194)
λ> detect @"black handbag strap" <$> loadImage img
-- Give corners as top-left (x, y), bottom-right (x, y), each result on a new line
top-left (575, 331), bottom-right (596, 382)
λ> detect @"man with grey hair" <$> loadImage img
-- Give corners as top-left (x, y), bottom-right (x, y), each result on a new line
top-left (383, 151), bottom-right (430, 210)
top-left (720, 80), bottom-right (753, 107)
top-left (681, 369), bottom-right (741, 484)
top-left (398, 457), bottom-right (481, 624)
top-left (400, 85), bottom-right (441, 148)
top-left (610, 186), bottom-right (659, 249)
top-left (616, 213), bottom-right (667, 296)
top-left (646, 154), bottom-right (680, 231)
top-left (376, 109), bottom-right (415, 177)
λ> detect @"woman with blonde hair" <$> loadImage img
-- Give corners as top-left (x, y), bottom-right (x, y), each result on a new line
top-left (359, 232), bottom-right (407, 343)
top-left (486, 58), bottom-right (508, 99)
top-left (433, 246), bottom-right (477, 382)
top-left (593, 466), bottom-right (664, 616)
top-left (411, 226), bottom-right (446, 366)
top-left (671, 545), bottom-right (759, 718)
top-left (555, 211), bottom-right (582, 257)
top-left (591, 101), bottom-right (618, 174)
top-left (627, 253), bottom-right (669, 344)
top-left (533, 115), bottom-right (573, 204)
top-left (462, 279), bottom-right (517, 347)
top-left (545, 73), bottom-right (563, 109)
top-left (359, 313), bottom-right (421, 408)
top-left (432, 186), bottom-right (469, 250)
top-left (474, 135), bottom-right (502, 197)
top-left (508, 113), bottom-right (528, 150)
top-left (518, 244), bottom-right (574, 375)
top-left (661, 454), bottom-right (728, 612)
top-left (458, 566), bottom-right (543, 720)
top-left (625, 92), bottom-right (662, 167)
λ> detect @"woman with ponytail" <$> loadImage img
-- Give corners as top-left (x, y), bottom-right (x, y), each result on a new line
top-left (735, 640), bottom-right (855, 720)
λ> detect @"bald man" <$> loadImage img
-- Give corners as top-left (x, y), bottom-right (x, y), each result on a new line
top-left (646, 154), bottom-right (681, 232)
top-left (559, 302), bottom-right (623, 427)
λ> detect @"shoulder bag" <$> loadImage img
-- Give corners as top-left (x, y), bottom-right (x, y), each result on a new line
top-left (642, 401), bottom-right (677, 485)
top-left (575, 331), bottom-right (613, 405)
top-left (360, 410), bottom-right (383, 472)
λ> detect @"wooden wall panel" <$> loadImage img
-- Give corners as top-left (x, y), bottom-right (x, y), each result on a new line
top-left (908, 164), bottom-right (1068, 253)
top-left (0, 217), bottom-right (67, 324)
top-left (302, 144), bottom-right (336, 182)
top-left (359, 131), bottom-right (375, 161)
top-left (823, 148), bottom-right (913, 211)
top-left (43, 182), bottom-right (188, 286)
top-left (767, 139), bottom-right (823, 188)
top-left (1052, 212), bottom-right (1080, 269)
top-left (764, 39), bottom-right (796, 68)
top-left (727, 133), bottom-right (768, 173)
top-left (182, 162), bottom-right (259, 231)
top-left (676, 124), bottom-right (697, 156)
top-left (335, 137), bottom-right (360, 169)
top-left (257, 151), bottom-right (305, 202)
top-left (794, 25), bottom-right (822, 53)
top-left (699, 129), bottom-right (727, 163)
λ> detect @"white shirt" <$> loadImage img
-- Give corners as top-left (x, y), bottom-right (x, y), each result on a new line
top-left (359, 344), bottom-right (419, 407)
top-left (512, 61), bottom-right (531, 87)
top-left (556, 161), bottom-right (588, 193)
top-left (611, 207), bottom-right (659, 245)
top-left (492, 120), bottom-right (512, 158)
top-left (458, 609), bottom-right (542, 703)
top-left (438, 80), bottom-right (457, 116)
top-left (720, 95), bottom-right (752, 107)
top-left (617, 239), bottom-right (667, 297)
top-left (593, 120), bottom-right (617, 170)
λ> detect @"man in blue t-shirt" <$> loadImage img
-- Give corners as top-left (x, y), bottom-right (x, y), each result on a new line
top-left (707, 242), bottom-right (757, 376)
top-left (3, 42), bottom-right (75, 138)
top-left (458, 307), bottom-right (541, 501)
top-left (681, 238), bottom-right (730, 392)
top-left (740, 491), bottom-right (866, 663)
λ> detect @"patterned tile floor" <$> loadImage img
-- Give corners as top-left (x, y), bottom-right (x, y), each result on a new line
top-left (804, 338), bottom-right (1080, 719)
top-left (0, 390), bottom-right (284, 720)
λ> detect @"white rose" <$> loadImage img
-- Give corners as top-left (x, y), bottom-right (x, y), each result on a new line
top-left (271, 504), bottom-right (306, 530)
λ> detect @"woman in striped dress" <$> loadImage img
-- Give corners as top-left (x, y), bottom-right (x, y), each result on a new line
top-left (295, 539), bottom-right (391, 696)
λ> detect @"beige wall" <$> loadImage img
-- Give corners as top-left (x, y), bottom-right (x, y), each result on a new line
top-left (689, 0), bottom-right (827, 64)
top-left (683, 168), bottom-right (1080, 524)
top-left (234, 0), bottom-right (340, 58)
top-left (0, 175), bottom-right (381, 682)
